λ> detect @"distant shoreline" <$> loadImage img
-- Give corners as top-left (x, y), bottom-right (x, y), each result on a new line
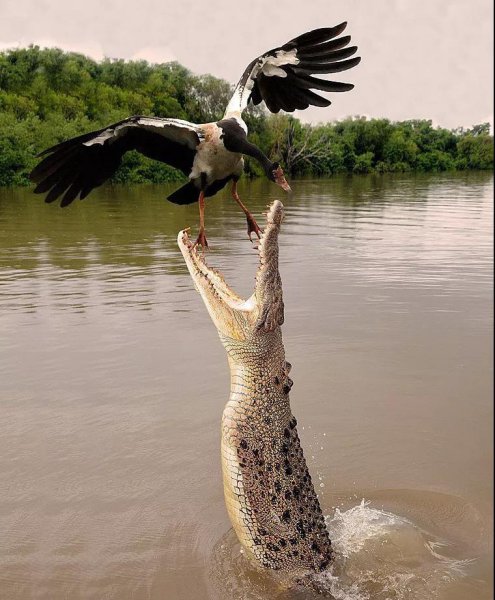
top-left (1, 46), bottom-right (493, 187)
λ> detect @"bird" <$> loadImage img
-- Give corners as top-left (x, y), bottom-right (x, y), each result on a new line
top-left (30, 22), bottom-right (360, 248)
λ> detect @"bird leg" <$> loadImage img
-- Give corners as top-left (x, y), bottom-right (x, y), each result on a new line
top-left (193, 191), bottom-right (208, 250)
top-left (231, 181), bottom-right (262, 242)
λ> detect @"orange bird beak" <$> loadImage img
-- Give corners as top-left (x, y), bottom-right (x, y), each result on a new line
top-left (273, 166), bottom-right (291, 192)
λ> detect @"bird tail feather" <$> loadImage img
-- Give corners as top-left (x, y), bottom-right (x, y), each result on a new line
top-left (167, 182), bottom-right (199, 205)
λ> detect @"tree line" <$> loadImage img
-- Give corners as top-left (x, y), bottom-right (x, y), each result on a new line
top-left (0, 46), bottom-right (492, 187)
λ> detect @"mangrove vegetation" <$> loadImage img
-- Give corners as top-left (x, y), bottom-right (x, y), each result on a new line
top-left (0, 46), bottom-right (493, 187)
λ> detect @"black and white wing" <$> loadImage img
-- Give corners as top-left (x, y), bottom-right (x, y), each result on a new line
top-left (30, 116), bottom-right (203, 206)
top-left (224, 22), bottom-right (360, 116)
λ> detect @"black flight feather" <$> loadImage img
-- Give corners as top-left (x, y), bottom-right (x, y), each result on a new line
top-left (285, 23), bottom-right (348, 49)
top-left (297, 36), bottom-right (352, 58)
top-left (292, 73), bottom-right (354, 93)
top-left (294, 56), bottom-right (361, 75)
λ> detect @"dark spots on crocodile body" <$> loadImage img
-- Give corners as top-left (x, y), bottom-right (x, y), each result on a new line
top-left (274, 480), bottom-right (281, 493)
top-left (284, 490), bottom-right (292, 500)
top-left (289, 537), bottom-right (297, 545)
top-left (279, 538), bottom-right (287, 547)
top-left (266, 542), bottom-right (280, 552)
top-left (296, 520), bottom-right (306, 538)
top-left (281, 509), bottom-right (291, 523)
top-left (283, 428), bottom-right (290, 439)
top-left (253, 537), bottom-right (261, 545)
top-left (292, 550), bottom-right (299, 557)
top-left (289, 417), bottom-right (297, 429)
top-left (320, 558), bottom-right (330, 570)
top-left (240, 439), bottom-right (248, 450)
top-left (274, 376), bottom-right (280, 385)
top-left (264, 416), bottom-right (272, 425)
top-left (311, 541), bottom-right (320, 553)
top-left (285, 466), bottom-right (293, 476)
top-left (281, 443), bottom-right (289, 454)
top-left (293, 486), bottom-right (300, 498)
top-left (283, 384), bottom-right (291, 394)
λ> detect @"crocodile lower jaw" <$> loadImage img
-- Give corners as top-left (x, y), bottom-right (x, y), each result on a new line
top-left (177, 200), bottom-right (285, 340)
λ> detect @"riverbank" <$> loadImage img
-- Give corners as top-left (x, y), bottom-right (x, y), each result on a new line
top-left (1, 47), bottom-right (493, 187)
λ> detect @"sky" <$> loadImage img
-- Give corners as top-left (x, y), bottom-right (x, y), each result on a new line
top-left (1, 0), bottom-right (493, 130)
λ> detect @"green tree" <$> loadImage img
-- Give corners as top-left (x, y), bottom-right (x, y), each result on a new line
top-left (0, 46), bottom-right (492, 187)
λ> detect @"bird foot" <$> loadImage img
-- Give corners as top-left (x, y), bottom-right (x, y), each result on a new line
top-left (193, 227), bottom-right (209, 251)
top-left (247, 215), bottom-right (263, 242)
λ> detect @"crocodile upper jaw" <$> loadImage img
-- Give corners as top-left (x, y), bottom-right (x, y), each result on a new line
top-left (178, 200), bottom-right (285, 341)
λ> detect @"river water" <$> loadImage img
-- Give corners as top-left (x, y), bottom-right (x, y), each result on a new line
top-left (0, 172), bottom-right (492, 600)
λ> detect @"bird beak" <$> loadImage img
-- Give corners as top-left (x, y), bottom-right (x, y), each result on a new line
top-left (273, 166), bottom-right (291, 193)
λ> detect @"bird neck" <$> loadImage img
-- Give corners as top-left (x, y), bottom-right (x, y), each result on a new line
top-left (241, 142), bottom-right (272, 172)
top-left (217, 119), bottom-right (272, 172)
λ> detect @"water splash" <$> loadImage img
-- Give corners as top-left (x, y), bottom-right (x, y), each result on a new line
top-left (328, 499), bottom-right (409, 557)
top-left (208, 493), bottom-right (481, 599)
top-left (309, 499), bottom-right (477, 600)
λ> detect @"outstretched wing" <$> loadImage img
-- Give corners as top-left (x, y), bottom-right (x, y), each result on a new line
top-left (30, 117), bottom-right (203, 207)
top-left (224, 22), bottom-right (360, 116)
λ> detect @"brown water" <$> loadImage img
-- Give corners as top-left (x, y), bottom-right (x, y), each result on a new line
top-left (0, 172), bottom-right (492, 600)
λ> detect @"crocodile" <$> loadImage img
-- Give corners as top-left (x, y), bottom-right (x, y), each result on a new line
top-left (178, 200), bottom-right (333, 580)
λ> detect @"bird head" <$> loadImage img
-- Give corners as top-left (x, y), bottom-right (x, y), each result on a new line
top-left (268, 162), bottom-right (291, 192)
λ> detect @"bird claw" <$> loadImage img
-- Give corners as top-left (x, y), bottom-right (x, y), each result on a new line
top-left (193, 228), bottom-right (209, 252)
top-left (247, 216), bottom-right (263, 242)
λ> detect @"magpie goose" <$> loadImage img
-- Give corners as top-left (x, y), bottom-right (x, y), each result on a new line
top-left (30, 22), bottom-right (360, 248)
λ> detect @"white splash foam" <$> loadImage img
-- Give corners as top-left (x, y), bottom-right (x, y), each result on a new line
top-left (326, 499), bottom-right (408, 558)
top-left (311, 499), bottom-right (476, 600)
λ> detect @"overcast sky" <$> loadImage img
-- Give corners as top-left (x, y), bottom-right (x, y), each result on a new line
top-left (1, 0), bottom-right (493, 130)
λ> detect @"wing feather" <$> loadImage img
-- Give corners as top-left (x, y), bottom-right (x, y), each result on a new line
top-left (293, 73), bottom-right (354, 93)
top-left (30, 117), bottom-right (202, 207)
top-left (293, 56), bottom-right (361, 75)
top-left (284, 22), bottom-right (349, 48)
top-left (297, 35), bottom-right (352, 58)
top-left (301, 45), bottom-right (358, 63)
top-left (225, 22), bottom-right (360, 117)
